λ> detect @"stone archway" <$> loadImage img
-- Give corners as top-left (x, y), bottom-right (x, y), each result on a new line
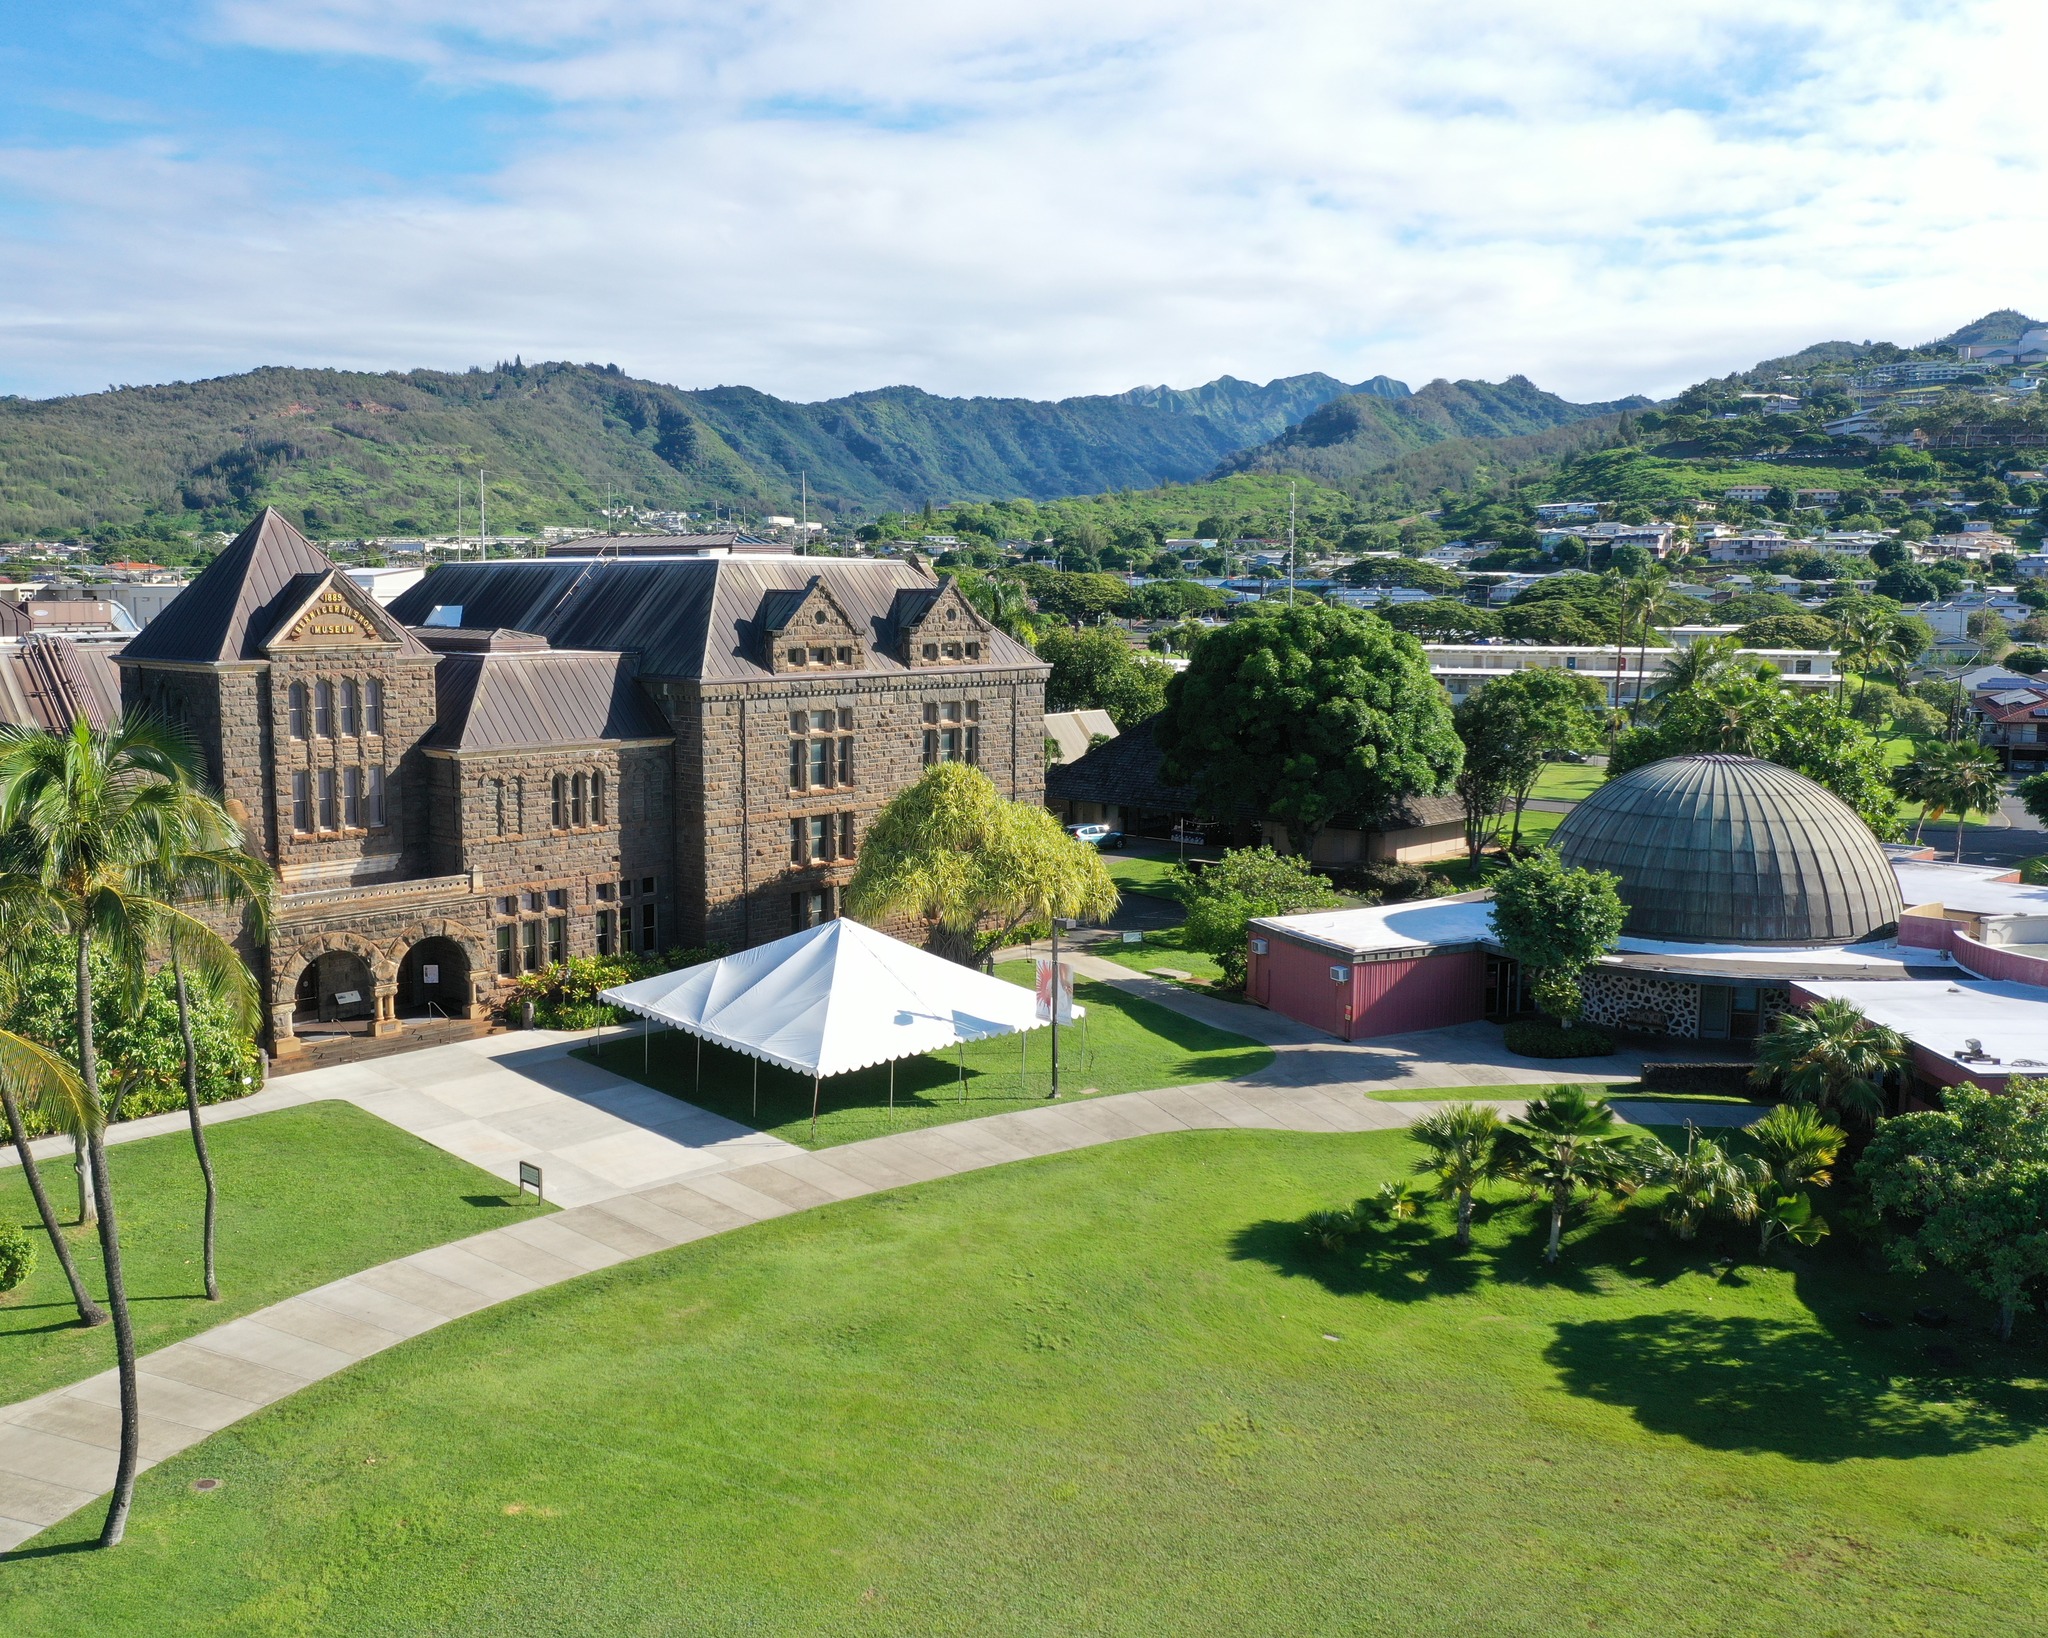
top-left (291, 950), bottom-right (377, 1033)
top-left (271, 930), bottom-right (402, 1054)
top-left (393, 919), bottom-right (491, 1021)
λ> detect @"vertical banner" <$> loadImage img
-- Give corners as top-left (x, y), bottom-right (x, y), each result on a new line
top-left (1034, 956), bottom-right (1076, 1023)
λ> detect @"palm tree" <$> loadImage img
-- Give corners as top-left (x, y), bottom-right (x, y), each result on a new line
top-left (1646, 636), bottom-right (1747, 715)
top-left (1836, 606), bottom-right (1910, 711)
top-left (1737, 1103), bottom-right (1844, 1257)
top-left (142, 787), bottom-right (274, 1302)
top-left (1496, 1086), bottom-right (1655, 1263)
top-left (1891, 741), bottom-right (1951, 845)
top-left (1408, 1103), bottom-right (1506, 1249)
top-left (1656, 1124), bottom-right (1752, 1242)
top-left (1626, 568), bottom-right (1674, 726)
top-left (1750, 998), bottom-right (1909, 1127)
top-left (0, 908), bottom-right (107, 1327)
top-left (0, 714), bottom-right (253, 1549)
top-left (1921, 739), bottom-right (2004, 863)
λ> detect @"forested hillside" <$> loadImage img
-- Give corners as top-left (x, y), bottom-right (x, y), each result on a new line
top-left (0, 360), bottom-right (1419, 540)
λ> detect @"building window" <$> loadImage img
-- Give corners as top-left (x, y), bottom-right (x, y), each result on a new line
top-left (498, 895), bottom-right (517, 916)
top-left (592, 772), bottom-right (606, 824)
top-left (640, 902), bottom-right (657, 952)
top-left (547, 888), bottom-right (568, 909)
top-left (339, 678), bottom-right (359, 736)
top-left (493, 777), bottom-right (506, 835)
top-left (344, 766), bottom-right (362, 827)
top-left (790, 817), bottom-right (805, 865)
top-left (792, 888), bottom-right (833, 930)
top-left (922, 700), bottom-right (979, 765)
top-left (287, 682), bottom-right (309, 740)
top-left (809, 814), bottom-right (832, 863)
top-left (548, 917), bottom-right (566, 964)
top-left (572, 773), bottom-right (588, 827)
top-left (596, 881), bottom-right (614, 902)
top-left (808, 737), bottom-right (830, 787)
top-left (521, 920), bottom-right (540, 971)
top-left (836, 647), bottom-right (852, 664)
top-left (496, 925), bottom-right (514, 976)
top-left (365, 677), bottom-right (384, 736)
top-left (291, 770), bottom-right (311, 832)
top-left (596, 909), bottom-right (615, 957)
top-left (314, 680), bottom-right (334, 737)
top-left (642, 876), bottom-right (655, 895)
top-left (524, 889), bottom-right (544, 912)
top-left (791, 707), bottom-right (850, 790)
top-left (787, 646), bottom-right (805, 666)
top-left (367, 766), bottom-right (386, 828)
top-left (841, 811), bottom-right (856, 859)
top-left (316, 768), bottom-right (337, 829)
top-left (552, 773), bottom-right (568, 829)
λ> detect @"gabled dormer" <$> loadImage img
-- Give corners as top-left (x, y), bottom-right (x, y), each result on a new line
top-left (761, 576), bottom-right (866, 675)
top-left (896, 576), bottom-right (991, 668)
top-left (260, 569), bottom-right (426, 657)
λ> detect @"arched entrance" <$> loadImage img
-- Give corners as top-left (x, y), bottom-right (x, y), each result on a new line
top-left (399, 936), bottom-right (471, 1019)
top-left (293, 951), bottom-right (377, 1034)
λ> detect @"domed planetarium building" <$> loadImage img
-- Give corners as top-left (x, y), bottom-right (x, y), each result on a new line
top-left (1240, 752), bottom-right (2022, 1055)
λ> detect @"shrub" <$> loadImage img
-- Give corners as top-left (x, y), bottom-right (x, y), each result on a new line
top-left (1325, 860), bottom-right (1446, 902)
top-left (1174, 847), bottom-right (1339, 989)
top-left (0, 1221), bottom-right (33, 1295)
top-left (1640, 1061), bottom-right (1763, 1096)
top-left (508, 948), bottom-right (723, 1029)
top-left (1503, 1021), bottom-right (1614, 1058)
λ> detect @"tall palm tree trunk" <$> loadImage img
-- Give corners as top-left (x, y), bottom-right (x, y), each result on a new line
top-left (172, 948), bottom-right (220, 1302)
top-left (1546, 1196), bottom-right (1565, 1263)
top-left (77, 933), bottom-right (140, 1548)
top-left (1456, 1186), bottom-right (1475, 1251)
top-left (1955, 817), bottom-right (1968, 864)
top-left (0, 1083), bottom-right (106, 1326)
top-left (74, 1132), bottom-right (95, 1225)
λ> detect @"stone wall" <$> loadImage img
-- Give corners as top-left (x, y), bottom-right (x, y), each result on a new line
top-left (1580, 969), bottom-right (1701, 1037)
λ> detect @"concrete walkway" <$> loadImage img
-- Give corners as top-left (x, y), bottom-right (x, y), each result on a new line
top-left (0, 964), bottom-right (1757, 1553)
top-left (1, 1029), bottom-right (800, 1209)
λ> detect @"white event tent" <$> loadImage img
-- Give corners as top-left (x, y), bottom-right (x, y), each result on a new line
top-left (599, 917), bottom-right (1082, 1132)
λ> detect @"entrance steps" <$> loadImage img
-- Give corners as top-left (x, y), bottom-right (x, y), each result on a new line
top-left (270, 1015), bottom-right (500, 1076)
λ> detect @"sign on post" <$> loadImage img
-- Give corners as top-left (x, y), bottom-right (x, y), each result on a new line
top-left (422, 964), bottom-right (439, 985)
top-left (1034, 957), bottom-right (1076, 1024)
top-left (518, 1160), bottom-right (544, 1201)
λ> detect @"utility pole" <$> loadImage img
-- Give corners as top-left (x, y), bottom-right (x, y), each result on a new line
top-left (800, 470), bottom-right (809, 556)
top-left (1287, 481), bottom-right (1297, 608)
top-left (1048, 919), bottom-right (1062, 1100)
top-left (479, 470), bottom-right (487, 561)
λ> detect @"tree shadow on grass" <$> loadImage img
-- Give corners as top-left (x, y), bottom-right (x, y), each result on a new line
top-left (1547, 1311), bottom-right (2048, 1461)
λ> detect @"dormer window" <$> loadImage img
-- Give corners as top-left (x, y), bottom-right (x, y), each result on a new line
top-left (810, 647), bottom-right (833, 665)
top-left (788, 646), bottom-right (806, 665)
top-left (923, 643), bottom-right (939, 661)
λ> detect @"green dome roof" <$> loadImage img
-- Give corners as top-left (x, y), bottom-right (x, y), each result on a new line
top-left (1551, 755), bottom-right (1902, 946)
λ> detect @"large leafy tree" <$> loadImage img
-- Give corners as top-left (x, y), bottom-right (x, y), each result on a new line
top-left (0, 714), bottom-right (259, 1548)
top-left (1863, 1079), bottom-right (2048, 1341)
top-left (846, 764), bottom-right (1117, 966)
top-left (1157, 604), bottom-right (1461, 855)
top-left (1171, 847), bottom-right (1339, 989)
top-left (1497, 1086), bottom-right (1655, 1263)
top-left (1453, 668), bottom-right (1607, 852)
top-left (1750, 997), bottom-right (1909, 1127)
top-left (1035, 625), bottom-right (1173, 727)
top-left (1487, 851), bottom-right (1625, 1027)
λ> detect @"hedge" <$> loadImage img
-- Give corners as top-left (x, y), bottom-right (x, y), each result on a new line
top-left (1641, 1061), bottom-right (1767, 1097)
top-left (1503, 1021), bottom-right (1615, 1059)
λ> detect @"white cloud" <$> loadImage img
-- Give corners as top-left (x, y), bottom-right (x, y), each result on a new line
top-left (2, 0), bottom-right (2045, 402)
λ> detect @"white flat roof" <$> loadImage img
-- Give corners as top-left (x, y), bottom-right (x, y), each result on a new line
top-left (1894, 861), bottom-right (2048, 918)
top-left (1798, 978), bottom-right (2048, 1075)
top-left (1251, 897), bottom-right (1495, 956)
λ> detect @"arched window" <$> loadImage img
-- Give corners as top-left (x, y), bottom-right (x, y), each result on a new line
top-left (571, 772), bottom-right (588, 827)
top-left (365, 677), bottom-right (384, 736)
top-left (492, 777), bottom-right (506, 836)
top-left (552, 773), bottom-right (568, 829)
top-left (313, 679), bottom-right (334, 737)
top-left (339, 678), bottom-right (359, 736)
top-left (287, 682), bottom-right (308, 740)
top-left (592, 771), bottom-right (606, 825)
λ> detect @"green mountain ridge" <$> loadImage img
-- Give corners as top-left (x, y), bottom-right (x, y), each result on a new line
top-left (0, 361), bottom-right (1438, 541)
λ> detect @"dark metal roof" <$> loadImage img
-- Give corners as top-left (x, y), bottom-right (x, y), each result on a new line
top-left (120, 509), bottom-right (336, 663)
top-left (1046, 716), bottom-right (1201, 812)
top-left (545, 533), bottom-right (777, 556)
top-left (428, 649), bottom-right (674, 752)
top-left (0, 637), bottom-right (120, 731)
top-left (1553, 754), bottom-right (1903, 946)
top-left (384, 557), bottom-right (1044, 682)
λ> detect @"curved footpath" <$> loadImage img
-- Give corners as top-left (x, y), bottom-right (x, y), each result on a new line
top-left (0, 955), bottom-right (1750, 1553)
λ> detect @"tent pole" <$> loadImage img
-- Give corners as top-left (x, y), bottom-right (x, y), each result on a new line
top-left (957, 1041), bottom-right (966, 1102)
top-left (642, 1014), bottom-right (649, 1074)
top-left (696, 1035), bottom-right (702, 1092)
top-left (810, 1073), bottom-right (821, 1140)
top-left (1021, 1029), bottom-right (1027, 1094)
top-left (753, 1058), bottom-right (759, 1120)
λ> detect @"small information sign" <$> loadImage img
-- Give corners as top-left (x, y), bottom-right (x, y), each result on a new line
top-left (518, 1161), bottom-right (544, 1201)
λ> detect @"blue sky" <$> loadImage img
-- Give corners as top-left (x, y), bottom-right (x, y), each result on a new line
top-left (0, 1), bottom-right (2040, 403)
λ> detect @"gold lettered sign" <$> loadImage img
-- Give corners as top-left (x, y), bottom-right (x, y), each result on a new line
top-left (286, 590), bottom-right (379, 645)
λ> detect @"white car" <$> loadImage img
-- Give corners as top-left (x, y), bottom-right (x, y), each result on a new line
top-left (1066, 823), bottom-right (1126, 850)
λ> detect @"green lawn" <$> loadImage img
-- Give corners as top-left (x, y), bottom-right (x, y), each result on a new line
top-left (1366, 1079), bottom-right (1642, 1103)
top-left (1093, 926), bottom-right (1227, 985)
top-left (0, 1103), bottom-right (554, 1406)
top-left (12, 1129), bottom-right (2045, 1633)
top-left (576, 961), bottom-right (1271, 1149)
top-left (1101, 849), bottom-right (1197, 900)
top-left (1527, 760), bottom-right (1605, 801)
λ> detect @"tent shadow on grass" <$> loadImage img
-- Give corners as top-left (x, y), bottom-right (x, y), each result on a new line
top-left (1546, 1311), bottom-right (2048, 1461)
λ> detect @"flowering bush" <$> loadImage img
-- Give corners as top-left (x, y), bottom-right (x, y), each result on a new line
top-left (506, 948), bottom-right (722, 1030)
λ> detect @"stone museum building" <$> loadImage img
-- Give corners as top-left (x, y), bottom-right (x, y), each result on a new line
top-left (118, 510), bottom-right (1047, 1058)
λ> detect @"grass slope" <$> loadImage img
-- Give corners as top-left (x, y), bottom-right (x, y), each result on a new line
top-left (8, 1130), bottom-right (2044, 1634)
top-left (0, 1103), bottom-right (553, 1404)
top-left (577, 962), bottom-right (1270, 1148)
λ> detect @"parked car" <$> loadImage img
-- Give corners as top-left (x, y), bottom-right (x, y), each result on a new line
top-left (1066, 823), bottom-right (1126, 850)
